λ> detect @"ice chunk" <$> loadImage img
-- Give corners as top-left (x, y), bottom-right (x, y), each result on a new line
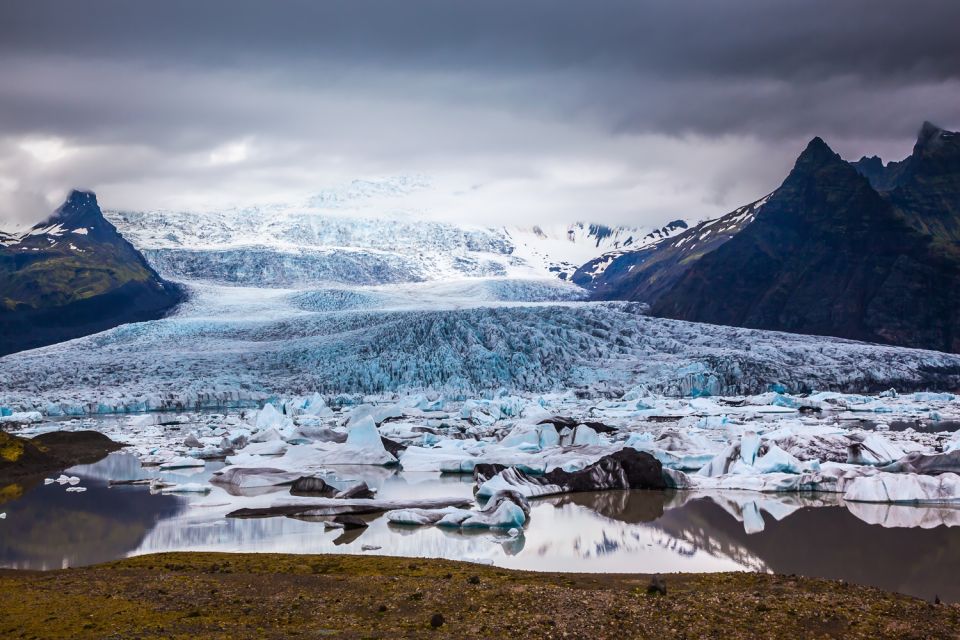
top-left (211, 467), bottom-right (300, 489)
top-left (570, 425), bottom-right (600, 446)
top-left (158, 456), bottom-right (205, 470)
top-left (843, 472), bottom-right (960, 504)
top-left (249, 427), bottom-right (283, 443)
top-left (846, 433), bottom-right (905, 466)
top-left (753, 444), bottom-right (806, 474)
top-left (880, 450), bottom-right (960, 476)
top-left (477, 449), bottom-right (664, 499)
top-left (739, 431), bottom-right (760, 465)
top-left (501, 422), bottom-right (559, 451)
top-left (346, 416), bottom-right (384, 448)
top-left (0, 411), bottom-right (42, 424)
top-left (386, 490), bottom-right (530, 529)
top-left (301, 392), bottom-right (334, 417)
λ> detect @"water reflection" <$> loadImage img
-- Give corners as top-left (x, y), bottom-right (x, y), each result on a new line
top-left (0, 455), bottom-right (184, 570)
top-left (1, 453), bottom-right (960, 602)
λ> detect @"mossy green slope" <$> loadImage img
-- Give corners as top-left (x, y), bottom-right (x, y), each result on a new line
top-left (0, 190), bottom-right (184, 356)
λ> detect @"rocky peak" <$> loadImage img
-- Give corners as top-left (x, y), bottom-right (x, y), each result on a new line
top-left (36, 189), bottom-right (116, 237)
top-left (793, 136), bottom-right (841, 170)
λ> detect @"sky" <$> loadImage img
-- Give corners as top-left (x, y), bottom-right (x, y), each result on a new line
top-left (1, 0), bottom-right (959, 228)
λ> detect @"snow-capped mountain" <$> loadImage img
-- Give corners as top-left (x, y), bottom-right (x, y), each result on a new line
top-left (106, 207), bottom-right (519, 286)
top-left (504, 220), bottom-right (688, 281)
top-left (573, 196), bottom-right (767, 299)
top-left (105, 203), bottom-right (689, 287)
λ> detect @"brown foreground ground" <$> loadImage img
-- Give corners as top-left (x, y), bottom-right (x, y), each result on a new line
top-left (1, 552), bottom-right (959, 639)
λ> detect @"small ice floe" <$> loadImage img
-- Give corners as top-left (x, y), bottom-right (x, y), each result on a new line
top-left (360, 544), bottom-right (382, 551)
top-left (210, 467), bottom-right (300, 489)
top-left (0, 411), bottom-right (43, 424)
top-left (65, 487), bottom-right (86, 493)
top-left (386, 490), bottom-right (530, 530)
top-left (0, 512), bottom-right (6, 519)
top-left (158, 456), bottom-right (205, 470)
top-left (54, 475), bottom-right (81, 486)
top-left (43, 478), bottom-right (55, 485)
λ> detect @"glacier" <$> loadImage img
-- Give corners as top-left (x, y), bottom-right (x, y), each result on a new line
top-left (2, 277), bottom-right (959, 415)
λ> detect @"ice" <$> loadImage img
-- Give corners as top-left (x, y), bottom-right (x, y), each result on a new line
top-left (210, 467), bottom-right (300, 489)
top-left (846, 433), bottom-right (906, 466)
top-left (255, 404), bottom-right (289, 431)
top-left (501, 421), bottom-right (559, 451)
top-left (346, 416), bottom-right (386, 449)
top-left (843, 472), bottom-right (960, 504)
top-left (752, 444), bottom-right (806, 474)
top-left (300, 393), bottom-right (333, 417)
top-left (4, 276), bottom-right (960, 415)
top-left (386, 490), bottom-right (530, 529)
top-left (158, 456), bottom-right (206, 470)
top-left (476, 449), bottom-right (664, 499)
top-left (0, 411), bottom-right (42, 424)
top-left (249, 427), bottom-right (283, 443)
top-left (880, 451), bottom-right (960, 476)
top-left (739, 431), bottom-right (760, 465)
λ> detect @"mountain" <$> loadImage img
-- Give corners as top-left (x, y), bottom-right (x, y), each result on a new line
top-left (649, 132), bottom-right (960, 352)
top-left (886, 122), bottom-right (960, 242)
top-left (0, 190), bottom-right (184, 356)
top-left (572, 204), bottom-right (757, 300)
top-left (505, 220), bottom-right (688, 281)
top-left (104, 204), bottom-right (685, 287)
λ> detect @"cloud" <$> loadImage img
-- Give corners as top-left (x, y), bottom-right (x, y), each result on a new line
top-left (0, 1), bottom-right (958, 227)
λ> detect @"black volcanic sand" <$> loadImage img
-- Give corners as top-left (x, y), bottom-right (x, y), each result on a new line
top-left (0, 553), bottom-right (958, 639)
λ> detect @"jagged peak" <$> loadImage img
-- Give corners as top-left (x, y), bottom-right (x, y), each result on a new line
top-left (919, 120), bottom-right (943, 140)
top-left (796, 136), bottom-right (839, 165)
top-left (43, 189), bottom-right (101, 225)
top-left (856, 155), bottom-right (884, 168)
top-left (913, 120), bottom-right (957, 157)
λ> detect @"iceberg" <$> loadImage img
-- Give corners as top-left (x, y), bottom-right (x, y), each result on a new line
top-left (386, 490), bottom-right (530, 529)
top-left (843, 472), bottom-right (960, 504)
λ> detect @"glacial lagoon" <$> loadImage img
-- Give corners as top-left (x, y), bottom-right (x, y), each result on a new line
top-left (3, 452), bottom-right (960, 603)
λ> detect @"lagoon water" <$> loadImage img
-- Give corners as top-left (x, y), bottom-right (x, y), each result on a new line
top-left (2, 453), bottom-right (959, 603)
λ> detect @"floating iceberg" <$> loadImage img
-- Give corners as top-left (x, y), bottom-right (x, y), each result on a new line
top-left (386, 490), bottom-right (530, 529)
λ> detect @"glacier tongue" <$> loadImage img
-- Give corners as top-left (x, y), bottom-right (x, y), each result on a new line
top-left (2, 277), bottom-right (960, 414)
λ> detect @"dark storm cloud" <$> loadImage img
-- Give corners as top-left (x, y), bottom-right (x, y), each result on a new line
top-left (0, 1), bottom-right (958, 225)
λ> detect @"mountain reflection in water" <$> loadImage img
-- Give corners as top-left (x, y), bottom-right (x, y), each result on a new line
top-left (1, 454), bottom-right (959, 602)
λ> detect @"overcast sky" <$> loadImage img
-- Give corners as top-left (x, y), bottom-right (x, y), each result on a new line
top-left (1, 1), bottom-right (959, 228)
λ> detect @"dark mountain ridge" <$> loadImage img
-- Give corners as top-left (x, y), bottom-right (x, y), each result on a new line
top-left (0, 190), bottom-right (185, 356)
top-left (585, 122), bottom-right (960, 353)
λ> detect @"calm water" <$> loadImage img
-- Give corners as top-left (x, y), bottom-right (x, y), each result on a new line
top-left (2, 453), bottom-right (960, 602)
